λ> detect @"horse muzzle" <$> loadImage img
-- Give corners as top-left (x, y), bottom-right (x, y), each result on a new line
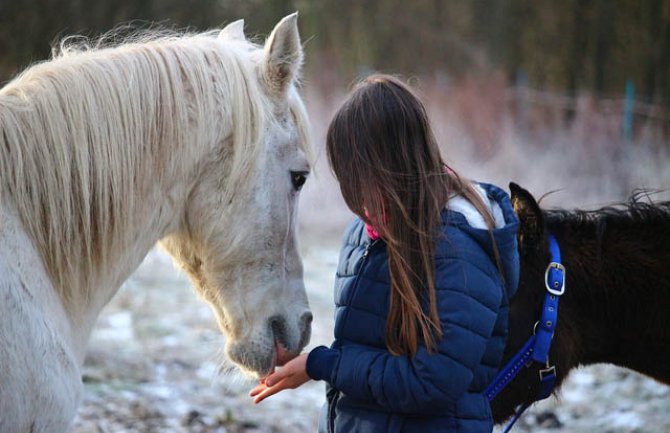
top-left (226, 309), bottom-right (312, 377)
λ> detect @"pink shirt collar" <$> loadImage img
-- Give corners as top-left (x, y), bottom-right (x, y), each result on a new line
top-left (365, 222), bottom-right (380, 240)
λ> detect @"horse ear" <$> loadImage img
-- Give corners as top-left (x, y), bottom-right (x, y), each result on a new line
top-left (509, 182), bottom-right (544, 250)
top-left (262, 12), bottom-right (303, 97)
top-left (219, 19), bottom-right (246, 41)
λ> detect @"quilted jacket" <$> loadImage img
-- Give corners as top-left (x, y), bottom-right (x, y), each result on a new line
top-left (306, 183), bottom-right (520, 433)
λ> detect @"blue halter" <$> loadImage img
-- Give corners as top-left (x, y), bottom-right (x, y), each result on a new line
top-left (484, 233), bottom-right (566, 433)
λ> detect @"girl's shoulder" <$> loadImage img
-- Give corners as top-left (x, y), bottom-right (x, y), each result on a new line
top-left (336, 218), bottom-right (373, 278)
top-left (340, 217), bottom-right (370, 248)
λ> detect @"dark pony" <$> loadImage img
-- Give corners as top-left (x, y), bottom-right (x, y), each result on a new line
top-left (492, 182), bottom-right (670, 424)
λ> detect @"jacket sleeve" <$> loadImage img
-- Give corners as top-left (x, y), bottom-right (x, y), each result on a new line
top-left (306, 258), bottom-right (503, 415)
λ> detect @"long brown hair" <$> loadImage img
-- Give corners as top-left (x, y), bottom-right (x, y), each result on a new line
top-left (326, 74), bottom-right (499, 356)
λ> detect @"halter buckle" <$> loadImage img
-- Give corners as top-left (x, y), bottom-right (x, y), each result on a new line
top-left (544, 262), bottom-right (566, 296)
top-left (539, 365), bottom-right (556, 381)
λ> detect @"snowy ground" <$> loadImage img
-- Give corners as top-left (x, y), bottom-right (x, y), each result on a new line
top-left (72, 244), bottom-right (337, 433)
top-left (71, 241), bottom-right (670, 433)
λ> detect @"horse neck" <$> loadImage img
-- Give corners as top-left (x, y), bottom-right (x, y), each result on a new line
top-left (0, 46), bottom-right (217, 323)
top-left (0, 105), bottom-right (202, 342)
top-left (549, 216), bottom-right (670, 379)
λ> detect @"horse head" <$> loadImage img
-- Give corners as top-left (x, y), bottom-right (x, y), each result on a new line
top-left (161, 14), bottom-right (312, 377)
top-left (491, 183), bottom-right (576, 423)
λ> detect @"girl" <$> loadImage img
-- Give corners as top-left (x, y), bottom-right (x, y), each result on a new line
top-left (250, 74), bottom-right (520, 433)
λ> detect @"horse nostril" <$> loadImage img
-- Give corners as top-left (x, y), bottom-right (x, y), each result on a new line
top-left (269, 316), bottom-right (287, 345)
top-left (297, 311), bottom-right (313, 348)
top-left (301, 311), bottom-right (313, 326)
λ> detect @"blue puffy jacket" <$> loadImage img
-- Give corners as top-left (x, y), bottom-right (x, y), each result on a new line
top-left (306, 183), bottom-right (520, 433)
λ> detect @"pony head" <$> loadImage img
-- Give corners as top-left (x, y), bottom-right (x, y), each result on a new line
top-left (160, 14), bottom-right (312, 376)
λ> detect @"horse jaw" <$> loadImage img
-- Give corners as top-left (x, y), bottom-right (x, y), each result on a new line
top-left (161, 217), bottom-right (312, 378)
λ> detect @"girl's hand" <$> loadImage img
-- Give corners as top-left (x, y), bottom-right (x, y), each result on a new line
top-left (249, 353), bottom-right (310, 404)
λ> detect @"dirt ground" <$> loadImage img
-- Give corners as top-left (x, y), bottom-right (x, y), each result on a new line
top-left (72, 244), bottom-right (670, 433)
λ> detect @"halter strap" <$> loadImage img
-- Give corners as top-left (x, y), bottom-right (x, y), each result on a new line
top-left (485, 233), bottom-right (566, 430)
top-left (532, 234), bottom-right (564, 364)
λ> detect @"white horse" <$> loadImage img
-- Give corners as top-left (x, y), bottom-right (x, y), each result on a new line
top-left (0, 13), bottom-right (312, 433)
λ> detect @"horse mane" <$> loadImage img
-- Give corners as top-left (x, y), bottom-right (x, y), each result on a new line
top-left (0, 28), bottom-right (310, 304)
top-left (543, 191), bottom-right (670, 262)
top-left (544, 191), bottom-right (670, 228)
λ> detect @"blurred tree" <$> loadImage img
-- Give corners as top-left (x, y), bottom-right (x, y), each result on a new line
top-left (593, 0), bottom-right (615, 96)
top-left (0, 0), bottom-right (668, 106)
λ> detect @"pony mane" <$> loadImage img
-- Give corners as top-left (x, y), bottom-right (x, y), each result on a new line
top-left (544, 192), bottom-right (670, 261)
top-left (545, 191), bottom-right (670, 228)
top-left (0, 28), bottom-right (310, 304)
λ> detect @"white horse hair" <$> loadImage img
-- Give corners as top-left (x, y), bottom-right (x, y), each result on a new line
top-left (0, 13), bottom-right (312, 433)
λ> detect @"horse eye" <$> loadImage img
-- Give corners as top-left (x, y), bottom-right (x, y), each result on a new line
top-left (290, 171), bottom-right (308, 191)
